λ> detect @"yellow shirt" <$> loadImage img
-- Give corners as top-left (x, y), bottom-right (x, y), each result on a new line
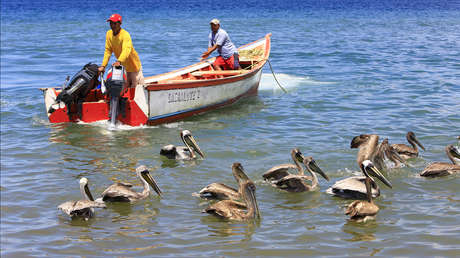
top-left (102, 29), bottom-right (142, 72)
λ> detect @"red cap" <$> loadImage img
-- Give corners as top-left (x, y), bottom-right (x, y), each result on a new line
top-left (107, 14), bottom-right (122, 23)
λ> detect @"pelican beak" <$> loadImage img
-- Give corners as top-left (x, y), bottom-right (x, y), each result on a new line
top-left (141, 170), bottom-right (162, 197)
top-left (84, 184), bottom-right (95, 201)
top-left (294, 150), bottom-right (304, 163)
top-left (365, 162), bottom-right (392, 189)
top-left (307, 159), bottom-right (329, 181)
top-left (244, 182), bottom-right (260, 219)
top-left (184, 134), bottom-right (205, 158)
top-left (414, 137), bottom-right (426, 151)
top-left (449, 145), bottom-right (460, 159)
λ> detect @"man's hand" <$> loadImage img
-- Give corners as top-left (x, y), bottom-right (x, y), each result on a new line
top-left (98, 66), bottom-right (105, 72)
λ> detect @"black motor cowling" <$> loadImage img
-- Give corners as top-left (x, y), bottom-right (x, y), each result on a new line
top-left (50, 63), bottom-right (99, 118)
top-left (55, 63), bottom-right (99, 105)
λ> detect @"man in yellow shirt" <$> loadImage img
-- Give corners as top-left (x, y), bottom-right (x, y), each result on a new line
top-left (98, 14), bottom-right (144, 88)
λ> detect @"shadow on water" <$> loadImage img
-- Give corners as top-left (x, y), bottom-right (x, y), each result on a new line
top-left (200, 215), bottom-right (260, 242)
top-left (342, 219), bottom-right (379, 242)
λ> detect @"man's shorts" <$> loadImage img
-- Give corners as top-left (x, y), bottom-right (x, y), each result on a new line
top-left (214, 53), bottom-right (240, 70)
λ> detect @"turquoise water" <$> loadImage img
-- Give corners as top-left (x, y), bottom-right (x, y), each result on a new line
top-left (1, 1), bottom-right (460, 257)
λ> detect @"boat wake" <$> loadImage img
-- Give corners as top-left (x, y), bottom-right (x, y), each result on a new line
top-left (259, 73), bottom-right (335, 92)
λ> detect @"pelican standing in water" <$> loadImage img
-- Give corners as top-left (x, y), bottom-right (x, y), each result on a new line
top-left (270, 156), bottom-right (329, 192)
top-left (160, 130), bottom-right (205, 160)
top-left (58, 178), bottom-right (106, 220)
top-left (197, 162), bottom-right (251, 201)
top-left (98, 165), bottom-right (162, 203)
top-left (391, 131), bottom-right (425, 160)
top-left (420, 145), bottom-right (460, 177)
top-left (262, 148), bottom-right (313, 183)
top-left (345, 160), bottom-right (393, 222)
top-left (204, 163), bottom-right (260, 221)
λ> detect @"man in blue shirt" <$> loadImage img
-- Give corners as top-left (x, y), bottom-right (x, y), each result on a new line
top-left (201, 19), bottom-right (239, 70)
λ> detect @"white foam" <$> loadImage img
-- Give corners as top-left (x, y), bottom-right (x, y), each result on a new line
top-left (259, 73), bottom-right (336, 92)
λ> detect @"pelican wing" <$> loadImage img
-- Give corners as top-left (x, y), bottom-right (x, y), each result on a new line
top-left (273, 175), bottom-right (310, 192)
top-left (326, 176), bottom-right (380, 199)
top-left (420, 163), bottom-right (460, 177)
top-left (204, 200), bottom-right (246, 219)
top-left (101, 184), bottom-right (139, 202)
top-left (391, 144), bottom-right (417, 157)
top-left (58, 200), bottom-right (105, 217)
top-left (198, 183), bottom-right (239, 200)
top-left (345, 200), bottom-right (379, 217)
top-left (263, 164), bottom-right (297, 181)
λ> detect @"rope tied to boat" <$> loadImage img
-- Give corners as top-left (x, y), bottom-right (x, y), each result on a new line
top-left (267, 59), bottom-right (287, 93)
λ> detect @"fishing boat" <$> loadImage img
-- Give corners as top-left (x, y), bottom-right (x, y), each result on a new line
top-left (41, 33), bottom-right (271, 126)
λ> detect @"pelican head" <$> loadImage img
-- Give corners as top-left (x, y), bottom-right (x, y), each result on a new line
top-left (181, 130), bottom-right (205, 159)
top-left (448, 145), bottom-right (460, 159)
top-left (79, 177), bottom-right (95, 201)
top-left (136, 165), bottom-right (162, 196)
top-left (407, 131), bottom-right (425, 151)
top-left (350, 134), bottom-right (371, 148)
top-left (302, 156), bottom-right (329, 181)
top-left (232, 162), bottom-right (251, 185)
top-left (291, 148), bottom-right (304, 163)
top-left (361, 160), bottom-right (392, 188)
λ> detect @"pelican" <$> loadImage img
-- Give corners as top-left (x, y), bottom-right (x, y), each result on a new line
top-left (197, 161), bottom-right (251, 201)
top-left (160, 130), bottom-right (205, 160)
top-left (204, 163), bottom-right (260, 221)
top-left (98, 165), bottom-right (162, 202)
top-left (270, 156), bottom-right (329, 192)
top-left (345, 160), bottom-right (392, 222)
top-left (374, 138), bottom-right (406, 169)
top-left (58, 177), bottom-right (106, 220)
top-left (420, 145), bottom-right (460, 177)
top-left (350, 134), bottom-right (380, 167)
top-left (262, 148), bottom-right (311, 182)
top-left (391, 131), bottom-right (425, 160)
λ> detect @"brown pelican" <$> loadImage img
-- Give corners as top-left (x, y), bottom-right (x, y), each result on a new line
top-left (350, 134), bottom-right (380, 167)
top-left (197, 161), bottom-right (251, 201)
top-left (391, 131), bottom-right (425, 160)
top-left (160, 130), bottom-right (205, 160)
top-left (204, 163), bottom-right (260, 221)
top-left (374, 138), bottom-right (406, 169)
top-left (58, 177), bottom-right (106, 220)
top-left (345, 160), bottom-right (392, 222)
top-left (262, 148), bottom-right (311, 182)
top-left (326, 159), bottom-right (393, 200)
top-left (270, 156), bottom-right (329, 192)
top-left (420, 145), bottom-right (460, 177)
top-left (98, 165), bottom-right (162, 202)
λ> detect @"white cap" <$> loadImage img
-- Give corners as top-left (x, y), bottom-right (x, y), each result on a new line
top-left (210, 18), bottom-right (220, 25)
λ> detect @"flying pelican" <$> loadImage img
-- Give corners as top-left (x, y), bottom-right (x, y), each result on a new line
top-left (197, 161), bottom-right (251, 201)
top-left (58, 177), bottom-right (106, 220)
top-left (262, 148), bottom-right (311, 182)
top-left (391, 131), bottom-right (425, 160)
top-left (270, 156), bottom-right (329, 192)
top-left (420, 145), bottom-right (460, 177)
top-left (345, 160), bottom-right (392, 222)
top-left (98, 165), bottom-right (162, 202)
top-left (160, 130), bottom-right (205, 160)
top-left (204, 163), bottom-right (260, 221)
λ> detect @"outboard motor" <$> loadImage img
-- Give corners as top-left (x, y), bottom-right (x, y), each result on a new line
top-left (105, 65), bottom-right (127, 126)
top-left (50, 63), bottom-right (99, 119)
